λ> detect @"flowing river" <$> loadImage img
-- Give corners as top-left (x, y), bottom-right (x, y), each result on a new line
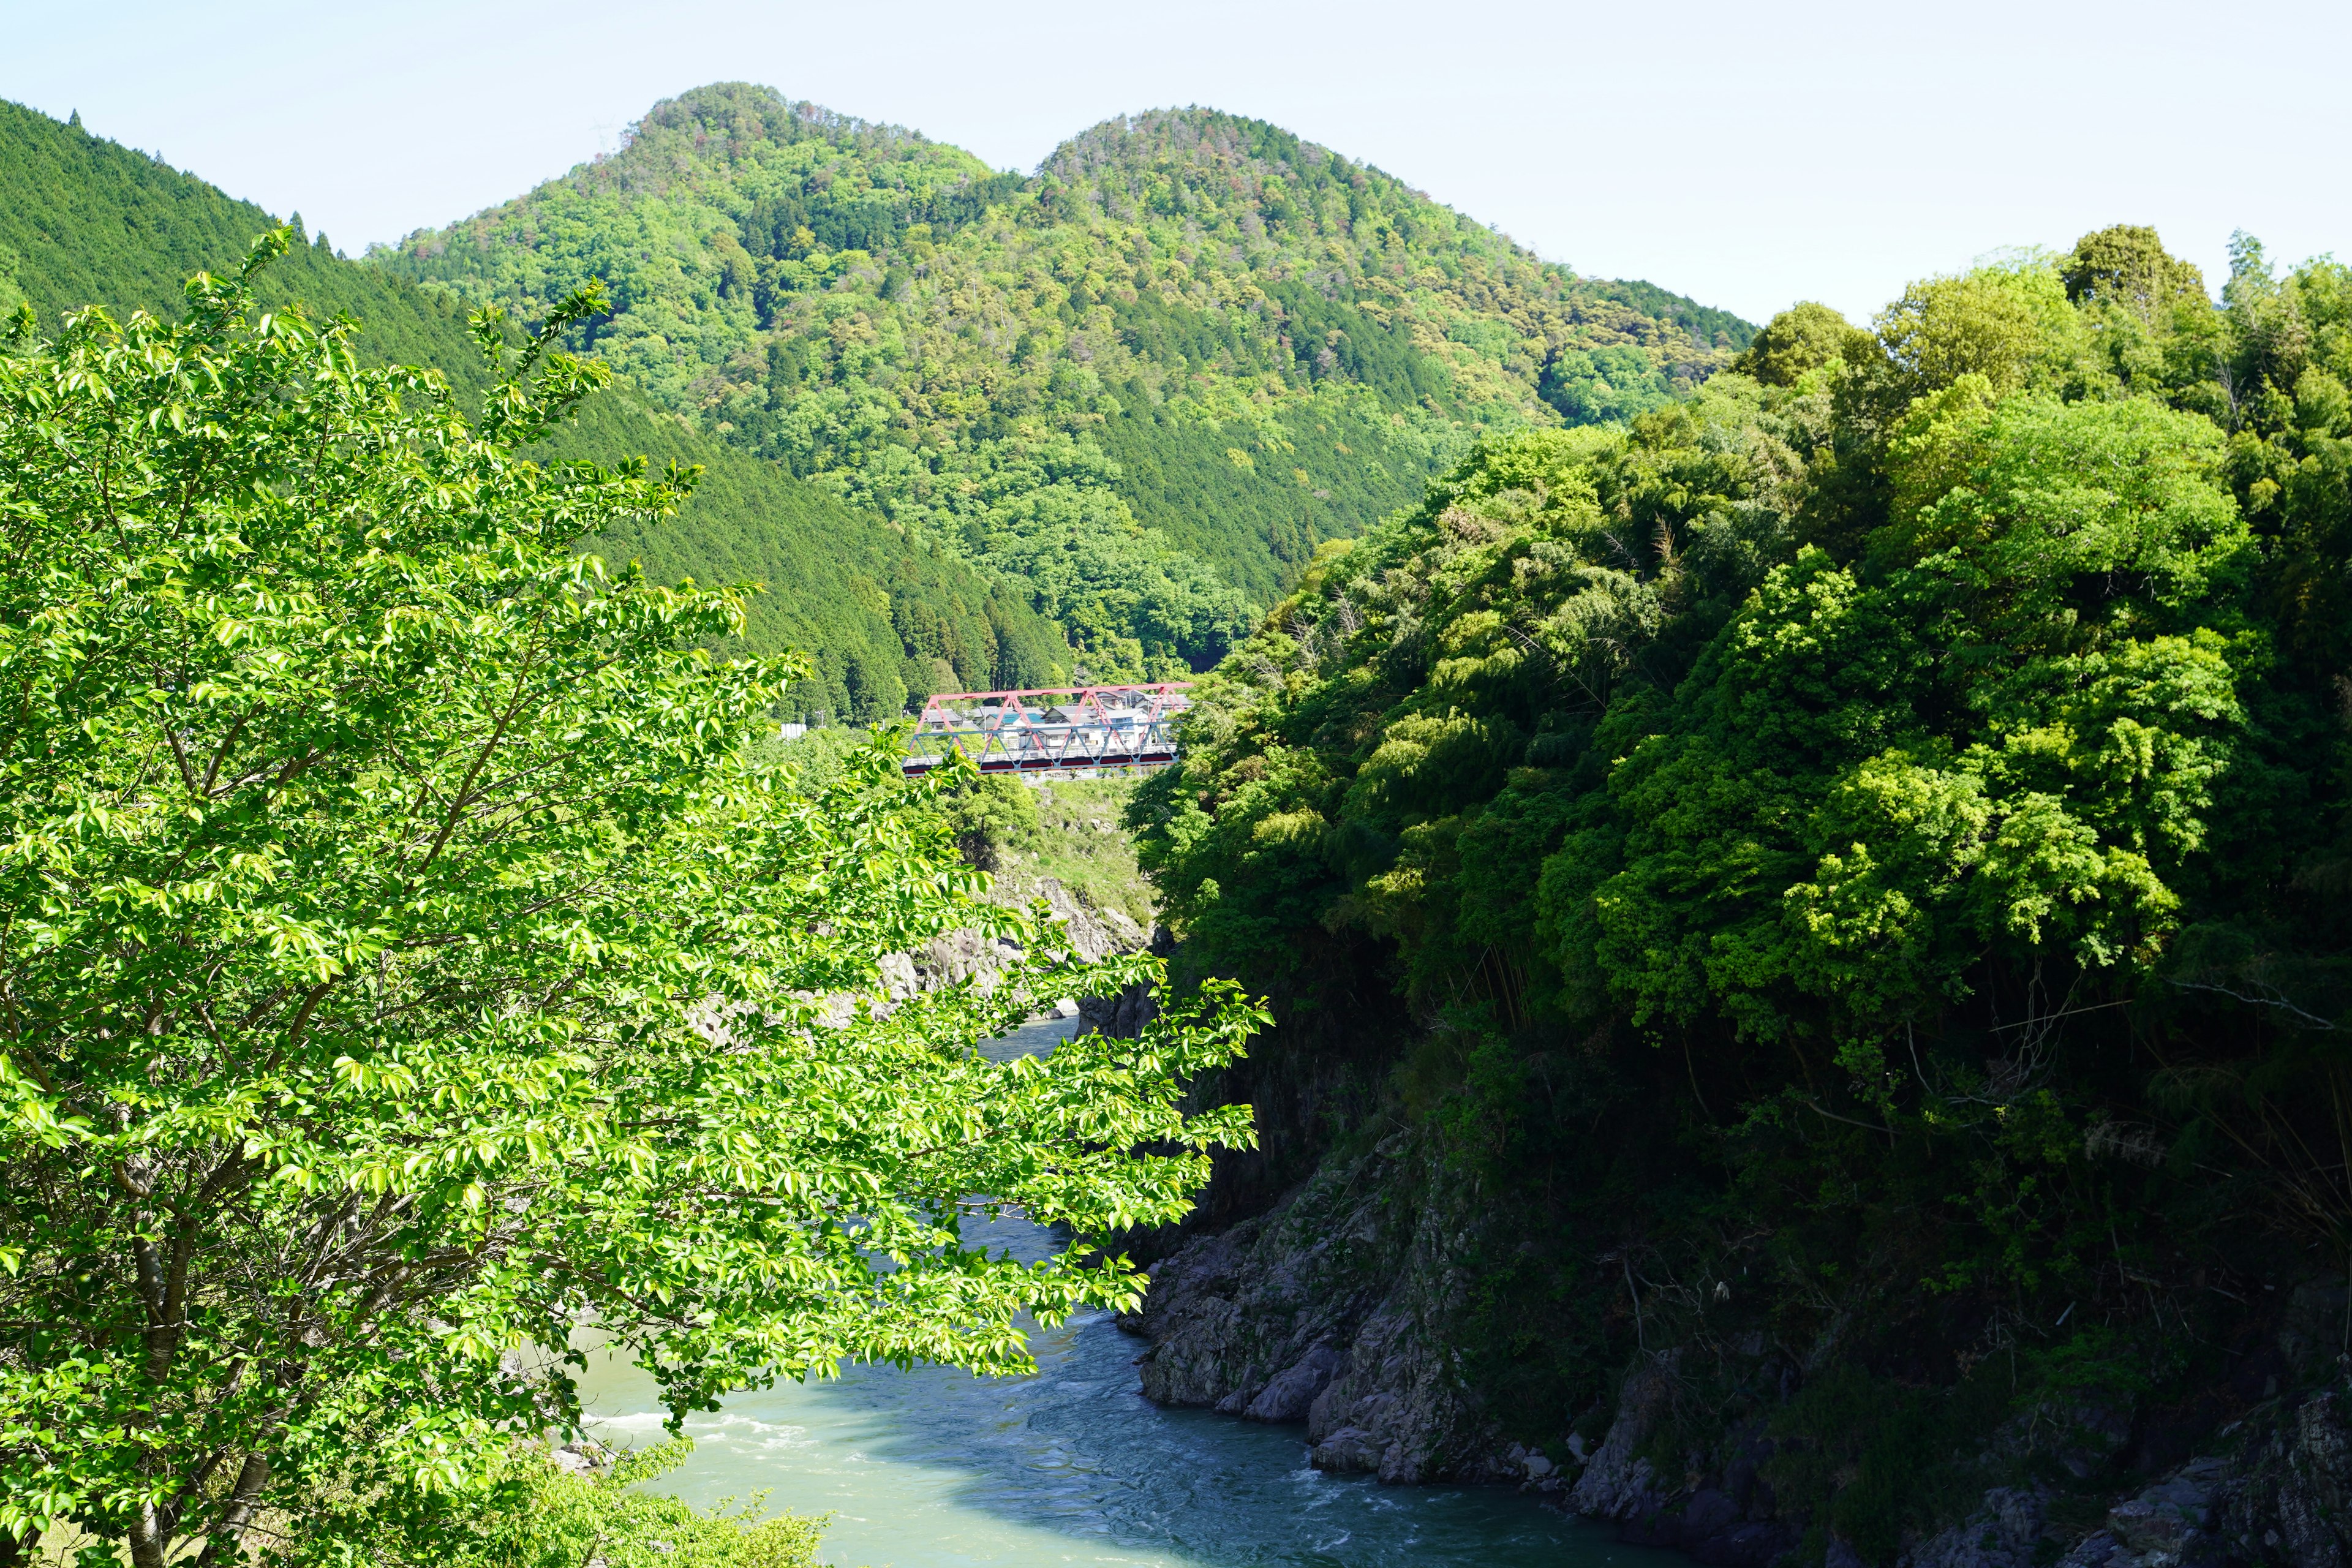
top-left (572, 1018), bottom-right (1665, 1568)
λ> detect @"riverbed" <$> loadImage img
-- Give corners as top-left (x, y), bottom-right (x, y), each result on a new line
top-left (572, 1017), bottom-right (1665, 1568)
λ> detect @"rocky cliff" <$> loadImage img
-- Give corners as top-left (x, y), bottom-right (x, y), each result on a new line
top-left (1123, 1136), bottom-right (2352, 1568)
top-left (1122, 1140), bottom-right (1518, 1485)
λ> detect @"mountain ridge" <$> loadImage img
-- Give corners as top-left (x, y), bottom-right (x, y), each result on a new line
top-left (375, 83), bottom-right (1754, 674)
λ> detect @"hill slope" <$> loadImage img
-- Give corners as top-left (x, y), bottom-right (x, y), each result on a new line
top-left (1126, 233), bottom-right (2352, 1550)
top-left (0, 96), bottom-right (1066, 720)
top-left (375, 84), bottom-right (1754, 670)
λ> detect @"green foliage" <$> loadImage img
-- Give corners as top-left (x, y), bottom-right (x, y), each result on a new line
top-left (1004, 778), bottom-right (1159, 929)
top-left (0, 96), bottom-right (1071, 721)
top-left (0, 247), bottom-right (1263, 1566)
top-left (344, 1442), bottom-right (823, 1568)
top-left (1733, 301), bottom-right (1870, 387)
top-left (763, 722), bottom-right (872, 791)
top-left (1134, 222), bottom-right (2352, 1553)
top-left (1762, 1365), bottom-right (2012, 1564)
top-left (543, 393), bottom-right (1067, 718)
top-left (2062, 224), bottom-right (2209, 315)
top-left (1095, 385), bottom-right (1453, 603)
top-left (934, 772), bottom-right (1042, 870)
top-left (0, 99), bottom-right (489, 391)
top-left (374, 84), bottom-right (1752, 665)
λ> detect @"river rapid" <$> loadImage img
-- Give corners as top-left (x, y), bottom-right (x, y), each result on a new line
top-left (571, 1017), bottom-right (1667, 1568)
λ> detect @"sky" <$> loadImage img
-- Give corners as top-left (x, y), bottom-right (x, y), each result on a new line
top-left (7, 0), bottom-right (2349, 327)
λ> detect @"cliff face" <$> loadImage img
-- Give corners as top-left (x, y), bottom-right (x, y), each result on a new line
top-left (1123, 1123), bottom-right (2352, 1568)
top-left (1123, 1141), bottom-right (1515, 1485)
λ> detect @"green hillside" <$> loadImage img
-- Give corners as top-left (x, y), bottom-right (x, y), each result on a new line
top-left (0, 102), bottom-right (488, 388)
top-left (1133, 228), bottom-right (2352, 1533)
top-left (0, 96), bottom-right (1066, 720)
top-left (375, 84), bottom-right (1754, 669)
top-left (548, 395), bottom-right (1065, 715)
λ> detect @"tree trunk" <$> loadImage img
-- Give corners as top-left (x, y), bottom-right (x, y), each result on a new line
top-left (0, 1525), bottom-right (41, 1568)
top-left (195, 1452), bottom-right (272, 1567)
top-left (127, 1502), bottom-right (170, 1568)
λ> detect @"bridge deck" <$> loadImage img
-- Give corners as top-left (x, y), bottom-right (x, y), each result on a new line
top-left (901, 683), bottom-right (1192, 777)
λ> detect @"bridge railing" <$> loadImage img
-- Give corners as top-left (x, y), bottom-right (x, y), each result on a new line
top-left (900, 683), bottom-right (1193, 777)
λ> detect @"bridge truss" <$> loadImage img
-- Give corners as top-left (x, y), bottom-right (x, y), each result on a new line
top-left (901, 684), bottom-right (1193, 778)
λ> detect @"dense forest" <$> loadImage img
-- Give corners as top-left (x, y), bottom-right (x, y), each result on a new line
top-left (375, 84), bottom-right (1752, 674)
top-left (1130, 227), bottom-right (2352, 1553)
top-left (0, 97), bottom-right (1065, 720)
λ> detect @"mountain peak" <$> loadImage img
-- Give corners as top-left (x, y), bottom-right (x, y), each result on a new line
top-left (375, 86), bottom-right (1753, 670)
top-left (631, 81), bottom-right (932, 162)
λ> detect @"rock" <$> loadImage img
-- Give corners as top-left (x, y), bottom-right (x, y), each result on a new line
top-left (1900, 1486), bottom-right (2046, 1568)
top-left (2278, 1283), bottom-right (2351, 1379)
top-left (876, 949), bottom-right (921, 998)
top-left (1699, 1521), bottom-right (1796, 1567)
top-left (549, 1439), bottom-right (609, 1476)
top-left (1682, 1488), bottom-right (1741, 1537)
top-left (1568, 1355), bottom-right (1675, 1520)
top-left (864, 875), bottom-right (1156, 1015)
top-left (1523, 1451), bottom-right (1554, 1479)
top-left (2054, 1529), bottom-right (2120, 1568)
top-left (990, 873), bottom-right (1140, 964)
top-left (1825, 1537), bottom-right (1869, 1568)
top-left (1989, 1397), bottom-right (2133, 1482)
top-left (1243, 1344), bottom-right (1340, 1422)
top-left (1313, 1426), bottom-right (1385, 1473)
top-left (2108, 1461), bottom-right (2218, 1559)
top-left (2221, 1385), bottom-right (2352, 1568)
top-left (1079, 974), bottom-right (1158, 1038)
top-left (1128, 1147), bottom-right (1507, 1485)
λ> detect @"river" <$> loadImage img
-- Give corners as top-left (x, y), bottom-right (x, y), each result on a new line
top-left (572, 1017), bottom-right (1667, 1568)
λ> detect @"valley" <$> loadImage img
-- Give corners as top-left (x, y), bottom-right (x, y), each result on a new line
top-left (4, 70), bottom-right (2351, 1568)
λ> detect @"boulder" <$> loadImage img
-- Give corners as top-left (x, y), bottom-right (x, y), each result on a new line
top-left (1900, 1486), bottom-right (2046, 1568)
top-left (1244, 1344), bottom-right (1340, 1422)
top-left (1127, 1147), bottom-right (1506, 1485)
top-left (1568, 1355), bottom-right (1676, 1520)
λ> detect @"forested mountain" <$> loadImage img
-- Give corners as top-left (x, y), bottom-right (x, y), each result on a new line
top-left (1125, 229), bottom-right (2352, 1551)
top-left (0, 96), bottom-right (1065, 720)
top-left (375, 83), bottom-right (1752, 674)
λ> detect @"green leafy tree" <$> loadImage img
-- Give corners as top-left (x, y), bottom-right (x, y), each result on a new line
top-left (0, 97), bottom-right (1071, 726)
top-left (1730, 300), bottom-right (1868, 387)
top-left (2060, 223), bottom-right (2209, 316)
top-left (346, 1442), bottom-right (825, 1568)
top-left (0, 237), bottom-right (1260, 1566)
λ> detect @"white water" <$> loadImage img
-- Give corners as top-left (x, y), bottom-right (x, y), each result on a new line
top-left (571, 1018), bottom-right (1668, 1568)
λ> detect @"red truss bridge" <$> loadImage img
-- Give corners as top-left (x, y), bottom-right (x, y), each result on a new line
top-left (902, 684), bottom-right (1193, 777)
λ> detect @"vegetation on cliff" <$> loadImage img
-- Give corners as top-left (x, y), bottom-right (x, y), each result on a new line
top-left (375, 83), bottom-right (1752, 672)
top-left (1134, 224), bottom-right (2352, 1553)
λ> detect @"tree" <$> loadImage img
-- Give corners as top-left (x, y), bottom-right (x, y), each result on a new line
top-left (1731, 300), bottom-right (1868, 387)
top-left (2059, 223), bottom-right (2207, 316)
top-left (0, 233), bottom-right (1261, 1566)
top-left (1873, 268), bottom-right (2055, 398)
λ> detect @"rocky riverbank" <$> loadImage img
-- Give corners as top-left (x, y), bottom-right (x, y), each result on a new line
top-left (1122, 1140), bottom-right (2352, 1568)
top-left (1120, 1139), bottom-right (1515, 1485)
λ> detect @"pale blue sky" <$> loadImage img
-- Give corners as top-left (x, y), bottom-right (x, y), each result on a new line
top-left (6, 0), bottom-right (2346, 326)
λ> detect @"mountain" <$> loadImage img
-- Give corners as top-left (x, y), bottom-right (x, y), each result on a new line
top-left (375, 83), bottom-right (1754, 674)
top-left (0, 96), bottom-right (1065, 721)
